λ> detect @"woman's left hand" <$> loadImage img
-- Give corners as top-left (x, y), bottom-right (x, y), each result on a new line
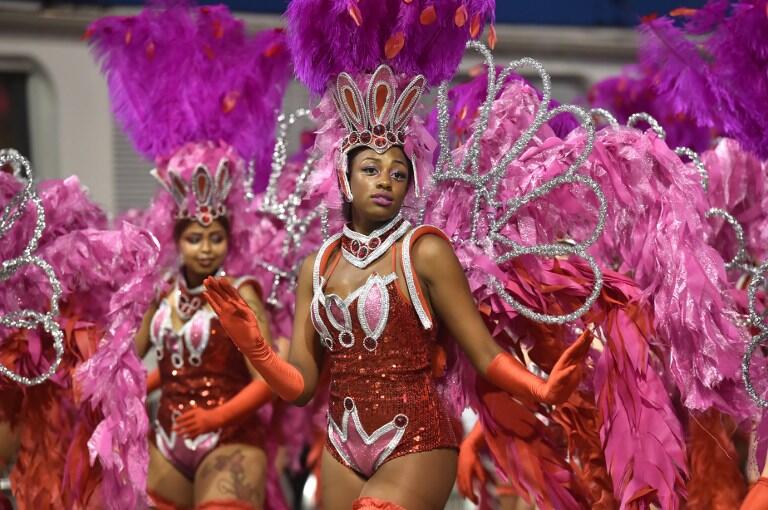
top-left (540, 328), bottom-right (593, 404)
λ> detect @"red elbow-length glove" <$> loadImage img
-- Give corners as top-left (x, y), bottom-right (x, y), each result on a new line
top-left (173, 379), bottom-right (273, 438)
top-left (741, 478), bottom-right (768, 510)
top-left (202, 276), bottom-right (305, 402)
top-left (484, 328), bottom-right (592, 405)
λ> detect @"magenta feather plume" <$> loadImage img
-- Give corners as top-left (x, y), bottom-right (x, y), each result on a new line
top-left (679, 0), bottom-right (730, 34)
top-left (587, 69), bottom-right (714, 153)
top-left (88, 2), bottom-right (291, 168)
top-left (594, 1), bottom-right (768, 159)
top-left (638, 17), bottom-right (721, 130)
top-left (425, 67), bottom-right (578, 148)
top-left (285, 0), bottom-right (495, 94)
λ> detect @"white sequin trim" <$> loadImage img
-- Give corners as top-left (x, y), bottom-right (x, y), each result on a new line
top-left (401, 226), bottom-right (446, 330)
top-left (313, 234), bottom-right (342, 295)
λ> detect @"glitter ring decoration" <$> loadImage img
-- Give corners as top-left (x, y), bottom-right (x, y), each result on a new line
top-left (259, 108), bottom-right (327, 307)
top-left (432, 42), bottom-right (604, 325)
top-left (743, 261), bottom-right (768, 407)
top-left (0, 149), bottom-right (65, 386)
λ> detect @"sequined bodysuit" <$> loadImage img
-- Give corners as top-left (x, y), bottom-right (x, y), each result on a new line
top-left (150, 274), bottom-right (265, 479)
top-left (311, 222), bottom-right (457, 478)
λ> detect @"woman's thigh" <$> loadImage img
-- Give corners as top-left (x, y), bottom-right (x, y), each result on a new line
top-left (360, 448), bottom-right (458, 510)
top-left (147, 441), bottom-right (194, 508)
top-left (193, 443), bottom-right (267, 508)
top-left (320, 448), bottom-right (366, 509)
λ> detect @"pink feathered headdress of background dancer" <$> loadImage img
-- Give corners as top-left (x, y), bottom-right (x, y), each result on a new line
top-left (286, 0), bottom-right (494, 216)
top-left (88, 0), bottom-right (291, 271)
top-left (589, 0), bottom-right (768, 159)
top-left (86, 3), bottom-right (291, 508)
top-left (0, 151), bottom-right (160, 509)
top-left (418, 58), bottom-right (690, 506)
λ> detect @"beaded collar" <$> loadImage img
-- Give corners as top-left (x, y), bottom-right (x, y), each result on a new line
top-left (175, 267), bottom-right (223, 321)
top-left (341, 214), bottom-right (410, 269)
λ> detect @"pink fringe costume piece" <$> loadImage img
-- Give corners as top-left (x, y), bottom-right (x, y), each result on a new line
top-left (418, 73), bottom-right (692, 508)
top-left (0, 169), bottom-right (160, 509)
top-left (87, 2), bottom-right (298, 508)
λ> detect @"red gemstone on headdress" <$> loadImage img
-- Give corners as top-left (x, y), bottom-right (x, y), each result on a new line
top-left (397, 131), bottom-right (405, 144)
top-left (394, 415), bottom-right (408, 428)
top-left (349, 132), bottom-right (359, 144)
top-left (386, 132), bottom-right (397, 143)
top-left (200, 205), bottom-right (209, 213)
top-left (374, 137), bottom-right (386, 148)
top-left (201, 213), bottom-right (212, 225)
top-left (360, 131), bottom-right (372, 143)
top-left (372, 124), bottom-right (386, 136)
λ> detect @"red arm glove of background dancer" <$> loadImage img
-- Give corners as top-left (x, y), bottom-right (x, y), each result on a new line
top-left (202, 276), bottom-right (305, 401)
top-left (457, 421), bottom-right (489, 504)
top-left (146, 368), bottom-right (161, 394)
top-left (484, 329), bottom-right (592, 405)
top-left (741, 478), bottom-right (768, 510)
top-left (173, 379), bottom-right (273, 437)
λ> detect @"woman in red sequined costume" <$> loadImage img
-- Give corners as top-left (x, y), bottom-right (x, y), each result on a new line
top-left (202, 58), bottom-right (593, 509)
top-left (133, 168), bottom-right (275, 510)
top-left (86, 4), bottom-right (292, 508)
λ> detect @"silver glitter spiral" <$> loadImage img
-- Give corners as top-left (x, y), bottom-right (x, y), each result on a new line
top-left (244, 159), bottom-right (256, 202)
top-left (432, 42), bottom-right (604, 325)
top-left (259, 109), bottom-right (326, 307)
top-left (627, 112), bottom-right (666, 139)
top-left (675, 146), bottom-right (709, 191)
top-left (589, 108), bottom-right (619, 129)
top-left (743, 261), bottom-right (768, 407)
top-left (0, 149), bottom-right (64, 386)
top-left (706, 208), bottom-right (750, 272)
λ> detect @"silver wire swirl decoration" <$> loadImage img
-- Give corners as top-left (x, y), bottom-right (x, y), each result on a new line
top-left (432, 42), bottom-right (605, 324)
top-left (0, 149), bottom-right (64, 386)
top-left (255, 109), bottom-right (327, 307)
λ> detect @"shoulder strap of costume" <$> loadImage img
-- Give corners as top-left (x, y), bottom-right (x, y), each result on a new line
top-left (401, 225), bottom-right (450, 330)
top-left (312, 233), bottom-right (342, 294)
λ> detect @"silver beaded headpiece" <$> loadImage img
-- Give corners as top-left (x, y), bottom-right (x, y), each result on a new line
top-left (151, 159), bottom-right (232, 227)
top-left (332, 64), bottom-right (427, 202)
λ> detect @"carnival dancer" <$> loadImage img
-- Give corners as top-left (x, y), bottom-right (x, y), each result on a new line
top-left (88, 2), bottom-right (293, 508)
top-left (201, 2), bottom-right (606, 509)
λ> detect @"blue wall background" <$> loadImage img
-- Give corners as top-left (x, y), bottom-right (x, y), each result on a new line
top-left (63, 0), bottom-right (709, 26)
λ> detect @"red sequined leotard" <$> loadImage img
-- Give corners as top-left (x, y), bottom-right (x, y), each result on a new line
top-left (311, 221), bottom-right (457, 478)
top-left (150, 273), bottom-right (265, 479)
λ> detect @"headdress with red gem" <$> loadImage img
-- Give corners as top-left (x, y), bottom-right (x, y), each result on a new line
top-left (333, 65), bottom-right (426, 201)
top-left (286, 0), bottom-right (494, 208)
top-left (151, 148), bottom-right (233, 227)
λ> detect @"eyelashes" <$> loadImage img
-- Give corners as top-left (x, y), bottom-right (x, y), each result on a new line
top-left (183, 235), bottom-right (225, 244)
top-left (360, 166), bottom-right (408, 181)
